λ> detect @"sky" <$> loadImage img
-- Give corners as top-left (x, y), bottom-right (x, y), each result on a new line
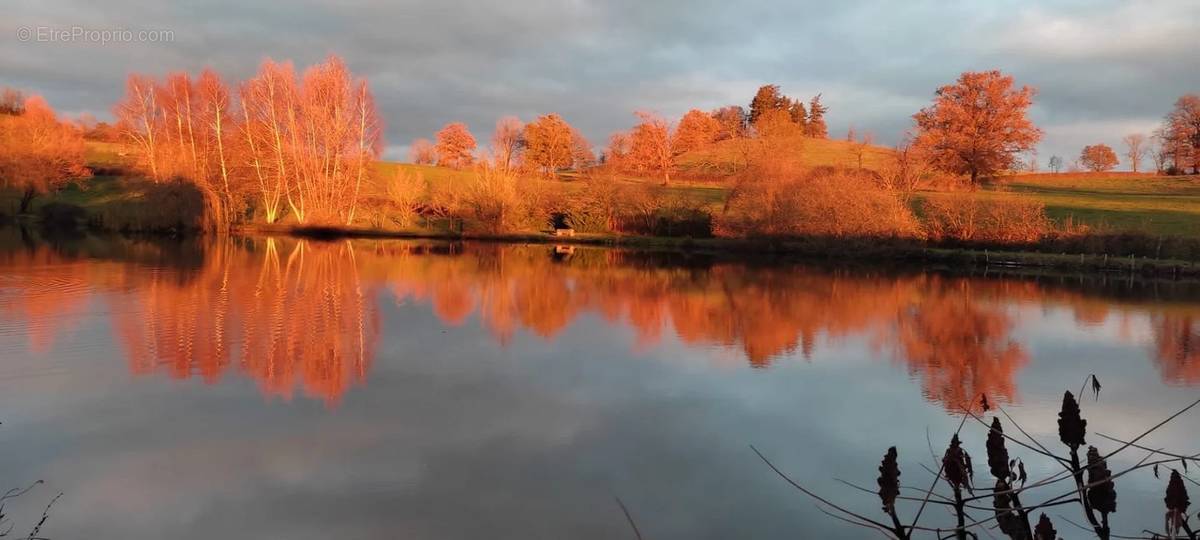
top-left (3, 0), bottom-right (1198, 166)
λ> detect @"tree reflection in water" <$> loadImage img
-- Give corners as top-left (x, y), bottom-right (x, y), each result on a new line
top-left (2, 232), bottom-right (1199, 408)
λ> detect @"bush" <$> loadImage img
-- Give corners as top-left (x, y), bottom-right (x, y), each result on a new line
top-left (90, 180), bottom-right (206, 233)
top-left (361, 168), bottom-right (427, 229)
top-left (922, 194), bottom-right (1051, 244)
top-left (715, 169), bottom-right (921, 239)
top-left (37, 202), bottom-right (87, 229)
top-left (612, 184), bottom-right (713, 237)
top-left (564, 176), bottom-right (624, 233)
top-left (459, 164), bottom-right (558, 233)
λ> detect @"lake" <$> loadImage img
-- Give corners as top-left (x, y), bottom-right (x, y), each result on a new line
top-left (0, 229), bottom-right (1197, 539)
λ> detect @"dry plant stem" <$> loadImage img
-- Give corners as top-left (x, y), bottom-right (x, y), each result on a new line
top-left (614, 497), bottom-right (644, 540)
top-left (911, 413), bottom-right (971, 532)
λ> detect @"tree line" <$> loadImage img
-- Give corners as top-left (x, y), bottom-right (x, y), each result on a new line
top-left (112, 55), bottom-right (382, 227)
top-left (1043, 96), bottom-right (1200, 175)
top-left (3, 62), bottom-right (1200, 236)
top-left (410, 85), bottom-right (830, 185)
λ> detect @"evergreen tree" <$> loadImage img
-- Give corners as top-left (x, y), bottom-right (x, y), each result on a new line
top-left (749, 84), bottom-right (788, 125)
top-left (805, 94), bottom-right (829, 138)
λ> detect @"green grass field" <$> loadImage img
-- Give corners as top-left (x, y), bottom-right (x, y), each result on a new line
top-left (923, 173), bottom-right (1200, 238)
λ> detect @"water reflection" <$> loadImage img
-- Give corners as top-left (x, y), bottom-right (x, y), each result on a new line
top-left (113, 239), bottom-right (378, 405)
top-left (3, 230), bottom-right (1200, 410)
top-left (1152, 314), bottom-right (1200, 384)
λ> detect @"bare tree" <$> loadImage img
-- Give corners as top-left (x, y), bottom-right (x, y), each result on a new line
top-left (1122, 133), bottom-right (1147, 173)
top-left (491, 116), bottom-right (524, 171)
top-left (853, 132), bottom-right (874, 169)
top-left (409, 138), bottom-right (436, 165)
top-left (1150, 128), bottom-right (1169, 174)
top-left (1048, 155), bottom-right (1063, 174)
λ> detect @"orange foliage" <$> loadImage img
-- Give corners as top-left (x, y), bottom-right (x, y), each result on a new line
top-left (913, 70), bottom-right (1042, 185)
top-left (409, 138), bottom-right (436, 165)
top-left (624, 112), bottom-right (675, 184)
top-left (522, 113), bottom-right (591, 174)
top-left (7, 235), bottom-right (1200, 410)
top-left (922, 194), bottom-right (1051, 244)
top-left (116, 55), bottom-right (383, 226)
top-left (1151, 315), bottom-right (1200, 384)
top-left (716, 170), bottom-right (921, 239)
top-left (890, 279), bottom-right (1029, 409)
top-left (1079, 144), bottom-right (1118, 172)
top-left (672, 109), bottom-right (721, 155)
top-left (110, 238), bottom-right (378, 406)
top-left (0, 94), bottom-right (89, 212)
top-left (491, 116), bottom-right (524, 171)
top-left (435, 122), bottom-right (476, 169)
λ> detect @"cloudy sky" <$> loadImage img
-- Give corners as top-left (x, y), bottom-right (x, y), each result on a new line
top-left (3, 0), bottom-right (1197, 165)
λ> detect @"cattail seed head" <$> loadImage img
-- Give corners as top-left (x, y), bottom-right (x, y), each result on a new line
top-left (1057, 391), bottom-right (1086, 449)
top-left (1034, 513), bottom-right (1058, 540)
top-left (877, 446), bottom-right (901, 513)
top-left (1085, 446), bottom-right (1117, 515)
top-left (986, 417), bottom-right (1010, 481)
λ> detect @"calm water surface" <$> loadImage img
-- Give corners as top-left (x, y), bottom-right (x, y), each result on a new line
top-left (0, 229), bottom-right (1197, 539)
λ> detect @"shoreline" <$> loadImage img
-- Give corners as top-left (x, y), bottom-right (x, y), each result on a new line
top-left (234, 223), bottom-right (1200, 280)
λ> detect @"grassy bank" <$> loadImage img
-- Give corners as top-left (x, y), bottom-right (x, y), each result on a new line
top-left (5, 140), bottom-right (1199, 276)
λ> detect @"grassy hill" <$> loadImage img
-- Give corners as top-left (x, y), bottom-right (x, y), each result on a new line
top-left (677, 136), bottom-right (895, 178)
top-left (7, 141), bottom-right (1198, 241)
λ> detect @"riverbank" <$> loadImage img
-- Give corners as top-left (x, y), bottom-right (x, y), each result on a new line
top-left (236, 223), bottom-right (1200, 280)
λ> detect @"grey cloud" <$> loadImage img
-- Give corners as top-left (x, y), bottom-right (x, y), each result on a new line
top-left (2, 0), bottom-right (1196, 163)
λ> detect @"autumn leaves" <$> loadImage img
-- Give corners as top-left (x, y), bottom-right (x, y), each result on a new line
top-left (115, 55), bottom-right (382, 227)
top-left (418, 113), bottom-right (593, 174)
top-left (0, 91), bottom-right (89, 213)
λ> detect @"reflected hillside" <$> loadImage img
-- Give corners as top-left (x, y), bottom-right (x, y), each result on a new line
top-left (3, 231), bottom-right (1200, 408)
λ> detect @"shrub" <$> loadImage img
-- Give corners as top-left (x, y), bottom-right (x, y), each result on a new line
top-left (715, 169), bottom-right (921, 239)
top-left (564, 175), bottom-right (624, 233)
top-left (362, 168), bottom-right (426, 229)
top-left (459, 163), bottom-right (558, 233)
top-left (922, 194), bottom-right (1051, 244)
top-left (90, 179), bottom-right (206, 233)
top-left (37, 202), bottom-right (86, 229)
top-left (612, 184), bottom-right (713, 237)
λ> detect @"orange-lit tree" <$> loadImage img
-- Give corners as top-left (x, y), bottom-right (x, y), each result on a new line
top-left (491, 116), bottom-right (524, 171)
top-left (523, 113), bottom-right (591, 175)
top-left (1080, 144), bottom-right (1118, 172)
top-left (435, 122), bottom-right (476, 169)
top-left (672, 109), bottom-right (721, 155)
top-left (804, 94), bottom-right (828, 138)
top-left (913, 70), bottom-right (1041, 186)
top-left (1163, 94), bottom-right (1200, 174)
top-left (0, 95), bottom-right (89, 213)
top-left (409, 138), bottom-right (437, 165)
top-left (118, 55), bottom-right (382, 227)
top-left (239, 59), bottom-right (297, 224)
top-left (1122, 133), bottom-right (1147, 173)
top-left (626, 112), bottom-right (676, 185)
top-left (711, 105), bottom-right (747, 140)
